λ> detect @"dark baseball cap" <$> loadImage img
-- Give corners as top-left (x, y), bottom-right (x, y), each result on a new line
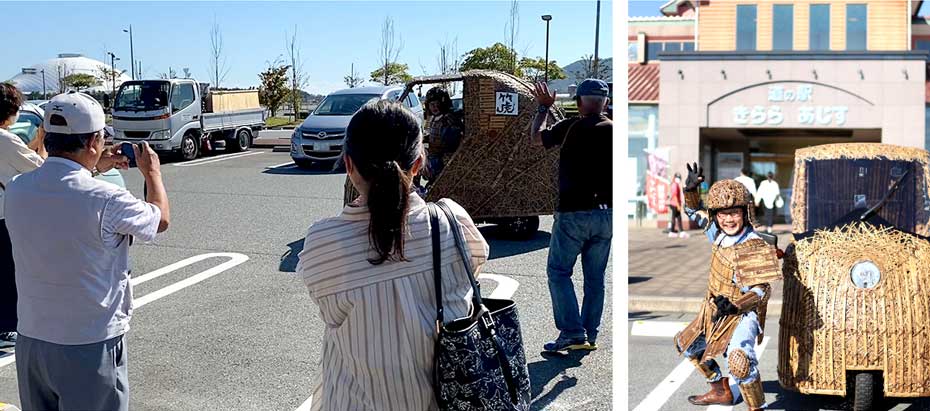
top-left (576, 79), bottom-right (610, 98)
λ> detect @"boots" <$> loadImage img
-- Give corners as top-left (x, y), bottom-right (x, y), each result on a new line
top-left (688, 377), bottom-right (734, 406)
top-left (739, 379), bottom-right (766, 410)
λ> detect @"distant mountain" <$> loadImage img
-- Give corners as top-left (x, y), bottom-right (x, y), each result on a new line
top-left (548, 57), bottom-right (613, 94)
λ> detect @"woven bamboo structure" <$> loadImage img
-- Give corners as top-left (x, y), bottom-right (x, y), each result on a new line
top-left (344, 70), bottom-right (565, 219)
top-left (779, 223), bottom-right (930, 397)
top-left (791, 143), bottom-right (930, 236)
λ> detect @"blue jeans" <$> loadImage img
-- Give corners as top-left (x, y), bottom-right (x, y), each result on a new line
top-left (681, 311), bottom-right (762, 384)
top-left (547, 209), bottom-right (612, 342)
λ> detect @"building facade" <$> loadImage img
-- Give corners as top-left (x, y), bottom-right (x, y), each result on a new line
top-left (630, 0), bottom-right (929, 225)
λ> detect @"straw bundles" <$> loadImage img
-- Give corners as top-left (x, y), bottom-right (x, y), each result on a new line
top-left (778, 222), bottom-right (930, 397)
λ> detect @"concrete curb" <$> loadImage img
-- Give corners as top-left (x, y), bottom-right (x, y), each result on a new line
top-left (630, 295), bottom-right (782, 315)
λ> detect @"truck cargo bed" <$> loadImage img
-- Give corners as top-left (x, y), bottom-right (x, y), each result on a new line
top-left (202, 109), bottom-right (264, 133)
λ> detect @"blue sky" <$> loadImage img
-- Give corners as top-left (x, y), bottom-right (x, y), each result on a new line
top-left (629, 0), bottom-right (930, 17)
top-left (3, 1), bottom-right (613, 95)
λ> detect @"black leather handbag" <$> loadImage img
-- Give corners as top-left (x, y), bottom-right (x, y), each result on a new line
top-left (428, 202), bottom-right (531, 411)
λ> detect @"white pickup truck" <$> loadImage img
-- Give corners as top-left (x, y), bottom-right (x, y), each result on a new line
top-left (111, 79), bottom-right (264, 160)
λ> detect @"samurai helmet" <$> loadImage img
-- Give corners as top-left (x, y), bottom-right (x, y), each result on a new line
top-left (705, 179), bottom-right (757, 230)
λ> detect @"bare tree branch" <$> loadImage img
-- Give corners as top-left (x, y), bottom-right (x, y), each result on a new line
top-left (504, 0), bottom-right (520, 74)
top-left (286, 25), bottom-right (310, 120)
top-left (378, 16), bottom-right (404, 85)
top-left (209, 18), bottom-right (231, 88)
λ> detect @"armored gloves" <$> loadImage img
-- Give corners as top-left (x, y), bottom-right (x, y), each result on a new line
top-left (711, 292), bottom-right (762, 322)
top-left (684, 162), bottom-right (704, 209)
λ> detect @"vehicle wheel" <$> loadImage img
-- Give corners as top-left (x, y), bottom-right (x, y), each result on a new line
top-left (180, 133), bottom-right (199, 161)
top-left (498, 216), bottom-right (540, 239)
top-left (295, 159), bottom-right (314, 169)
top-left (227, 129), bottom-right (251, 152)
top-left (851, 372), bottom-right (876, 411)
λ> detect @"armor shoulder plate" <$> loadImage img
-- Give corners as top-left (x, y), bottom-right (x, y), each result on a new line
top-left (734, 238), bottom-right (781, 286)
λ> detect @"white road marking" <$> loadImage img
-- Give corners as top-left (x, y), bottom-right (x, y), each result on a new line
top-left (294, 272), bottom-right (521, 410)
top-left (0, 253), bottom-right (248, 369)
top-left (295, 396), bottom-right (313, 411)
top-left (265, 161), bottom-right (296, 169)
top-left (477, 273), bottom-right (520, 299)
top-left (632, 336), bottom-right (771, 411)
top-left (630, 320), bottom-right (689, 338)
top-left (173, 151), bottom-right (263, 167)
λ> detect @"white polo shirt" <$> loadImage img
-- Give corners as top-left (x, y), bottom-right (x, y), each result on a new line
top-left (4, 157), bottom-right (161, 345)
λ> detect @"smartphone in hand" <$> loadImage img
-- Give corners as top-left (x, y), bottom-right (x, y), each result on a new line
top-left (120, 142), bottom-right (139, 168)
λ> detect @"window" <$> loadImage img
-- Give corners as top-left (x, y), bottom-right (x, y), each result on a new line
top-left (9, 110), bottom-right (42, 144)
top-left (647, 42), bottom-right (662, 61)
top-left (683, 42), bottom-right (695, 51)
top-left (846, 4), bottom-right (867, 50)
top-left (313, 94), bottom-right (380, 116)
top-left (773, 5), bottom-right (794, 51)
top-left (170, 83), bottom-right (195, 112)
top-left (736, 5), bottom-right (757, 51)
top-left (916, 40), bottom-right (930, 52)
top-left (407, 93), bottom-right (420, 108)
top-left (810, 4), bottom-right (831, 51)
top-left (664, 42), bottom-right (682, 52)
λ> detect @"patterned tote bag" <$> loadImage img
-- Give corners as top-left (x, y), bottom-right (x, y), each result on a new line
top-left (428, 202), bottom-right (531, 410)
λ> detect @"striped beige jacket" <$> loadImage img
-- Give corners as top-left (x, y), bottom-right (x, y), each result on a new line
top-left (299, 194), bottom-right (488, 411)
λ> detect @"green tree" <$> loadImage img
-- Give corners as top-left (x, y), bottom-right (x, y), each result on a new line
top-left (519, 57), bottom-right (566, 82)
top-left (258, 60), bottom-right (291, 117)
top-left (459, 43), bottom-right (521, 76)
top-left (370, 63), bottom-right (412, 85)
top-left (62, 73), bottom-right (99, 91)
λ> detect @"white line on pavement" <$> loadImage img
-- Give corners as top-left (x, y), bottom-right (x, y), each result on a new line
top-left (632, 336), bottom-right (771, 411)
top-left (0, 253), bottom-right (248, 370)
top-left (265, 161), bottom-right (296, 169)
top-left (173, 151), bottom-right (263, 167)
top-left (294, 272), bottom-right (521, 410)
top-left (478, 273), bottom-right (520, 299)
top-left (630, 321), bottom-right (689, 338)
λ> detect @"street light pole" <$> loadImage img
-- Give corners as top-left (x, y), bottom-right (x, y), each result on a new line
top-left (123, 25), bottom-right (135, 80)
top-left (593, 0), bottom-right (601, 77)
top-left (107, 52), bottom-right (118, 96)
top-left (542, 15), bottom-right (552, 83)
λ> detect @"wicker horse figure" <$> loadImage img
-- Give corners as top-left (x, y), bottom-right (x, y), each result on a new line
top-left (674, 163), bottom-right (781, 411)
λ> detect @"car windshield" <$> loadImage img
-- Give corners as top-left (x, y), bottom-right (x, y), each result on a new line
top-left (114, 81), bottom-right (170, 112)
top-left (313, 94), bottom-right (380, 116)
top-left (8, 110), bottom-right (42, 144)
top-left (803, 158), bottom-right (929, 233)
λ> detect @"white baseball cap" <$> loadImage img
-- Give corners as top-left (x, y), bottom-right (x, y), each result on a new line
top-left (43, 91), bottom-right (106, 135)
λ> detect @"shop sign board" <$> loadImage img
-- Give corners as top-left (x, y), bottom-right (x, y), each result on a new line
top-left (731, 84), bottom-right (849, 127)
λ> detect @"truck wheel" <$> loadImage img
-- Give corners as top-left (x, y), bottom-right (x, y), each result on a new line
top-left (227, 129), bottom-right (251, 153)
top-left (851, 372), bottom-right (877, 411)
top-left (499, 216), bottom-right (540, 239)
top-left (180, 133), bottom-right (199, 161)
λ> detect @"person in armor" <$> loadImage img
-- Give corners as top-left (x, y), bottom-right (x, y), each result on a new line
top-left (422, 87), bottom-right (462, 186)
top-left (674, 163), bottom-right (780, 410)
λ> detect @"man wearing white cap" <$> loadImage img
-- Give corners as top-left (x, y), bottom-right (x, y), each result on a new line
top-left (4, 91), bottom-right (170, 411)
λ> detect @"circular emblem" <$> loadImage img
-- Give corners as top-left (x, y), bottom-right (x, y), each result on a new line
top-left (850, 260), bottom-right (881, 289)
top-left (317, 132), bottom-right (327, 139)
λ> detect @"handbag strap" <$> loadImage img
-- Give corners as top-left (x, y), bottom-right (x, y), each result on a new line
top-left (436, 201), bottom-right (485, 310)
top-left (428, 203), bottom-right (444, 327)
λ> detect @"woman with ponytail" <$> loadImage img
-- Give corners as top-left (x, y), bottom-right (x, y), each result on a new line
top-left (298, 100), bottom-right (489, 410)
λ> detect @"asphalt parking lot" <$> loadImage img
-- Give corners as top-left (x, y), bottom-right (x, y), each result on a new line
top-left (0, 148), bottom-right (613, 410)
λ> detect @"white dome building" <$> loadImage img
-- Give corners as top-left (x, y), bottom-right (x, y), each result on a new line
top-left (6, 53), bottom-right (132, 95)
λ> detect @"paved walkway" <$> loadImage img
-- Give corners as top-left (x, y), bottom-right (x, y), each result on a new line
top-left (629, 224), bottom-right (793, 313)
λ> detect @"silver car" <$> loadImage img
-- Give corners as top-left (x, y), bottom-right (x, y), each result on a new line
top-left (11, 103), bottom-right (126, 188)
top-left (290, 86), bottom-right (423, 168)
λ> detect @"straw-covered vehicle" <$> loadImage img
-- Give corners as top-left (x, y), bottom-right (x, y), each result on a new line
top-left (778, 143), bottom-right (930, 410)
top-left (344, 70), bottom-right (565, 238)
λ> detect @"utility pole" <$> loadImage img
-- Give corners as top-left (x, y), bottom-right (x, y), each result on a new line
top-left (41, 69), bottom-right (47, 99)
top-left (123, 25), bottom-right (135, 80)
top-left (593, 0), bottom-right (601, 77)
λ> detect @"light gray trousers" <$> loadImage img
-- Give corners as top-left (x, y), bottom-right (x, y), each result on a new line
top-left (16, 334), bottom-right (128, 411)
